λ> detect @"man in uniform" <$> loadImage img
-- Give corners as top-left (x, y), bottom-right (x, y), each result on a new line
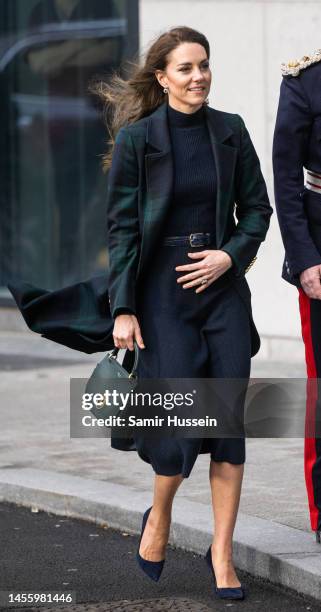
top-left (273, 49), bottom-right (321, 541)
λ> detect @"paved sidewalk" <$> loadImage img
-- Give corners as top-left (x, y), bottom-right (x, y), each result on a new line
top-left (1, 331), bottom-right (320, 600)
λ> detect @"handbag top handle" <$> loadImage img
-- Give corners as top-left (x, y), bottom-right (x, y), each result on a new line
top-left (110, 341), bottom-right (139, 378)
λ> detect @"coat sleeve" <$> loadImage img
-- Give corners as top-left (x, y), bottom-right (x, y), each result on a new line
top-left (272, 76), bottom-right (321, 277)
top-left (221, 115), bottom-right (273, 277)
top-left (107, 127), bottom-right (140, 319)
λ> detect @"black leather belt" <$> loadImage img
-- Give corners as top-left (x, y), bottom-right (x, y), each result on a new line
top-left (163, 232), bottom-right (213, 247)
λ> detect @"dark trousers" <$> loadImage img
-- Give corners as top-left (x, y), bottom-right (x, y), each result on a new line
top-left (134, 243), bottom-right (252, 478)
top-left (298, 289), bottom-right (321, 531)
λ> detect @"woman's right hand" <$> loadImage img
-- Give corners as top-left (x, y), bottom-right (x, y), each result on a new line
top-left (113, 314), bottom-right (145, 351)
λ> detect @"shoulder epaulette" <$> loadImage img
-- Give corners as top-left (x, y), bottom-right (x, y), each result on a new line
top-left (281, 49), bottom-right (321, 77)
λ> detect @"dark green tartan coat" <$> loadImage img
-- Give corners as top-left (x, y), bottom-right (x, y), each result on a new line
top-left (8, 101), bottom-right (272, 357)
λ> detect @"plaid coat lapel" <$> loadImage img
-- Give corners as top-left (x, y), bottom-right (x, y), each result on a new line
top-left (140, 102), bottom-right (174, 271)
top-left (204, 106), bottom-right (237, 248)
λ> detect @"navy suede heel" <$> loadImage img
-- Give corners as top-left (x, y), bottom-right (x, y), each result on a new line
top-left (136, 506), bottom-right (165, 582)
top-left (205, 545), bottom-right (245, 600)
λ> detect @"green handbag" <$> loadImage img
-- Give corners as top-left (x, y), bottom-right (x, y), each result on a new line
top-left (85, 343), bottom-right (139, 419)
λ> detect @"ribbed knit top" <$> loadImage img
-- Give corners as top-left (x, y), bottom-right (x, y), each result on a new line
top-left (162, 102), bottom-right (217, 237)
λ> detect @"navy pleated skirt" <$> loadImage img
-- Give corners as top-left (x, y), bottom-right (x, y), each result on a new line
top-left (130, 240), bottom-right (252, 478)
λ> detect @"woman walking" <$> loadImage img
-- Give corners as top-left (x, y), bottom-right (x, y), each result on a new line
top-left (8, 25), bottom-right (272, 601)
top-left (103, 26), bottom-right (272, 599)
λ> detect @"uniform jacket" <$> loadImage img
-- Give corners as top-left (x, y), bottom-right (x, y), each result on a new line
top-left (273, 61), bottom-right (321, 285)
top-left (8, 101), bottom-right (272, 357)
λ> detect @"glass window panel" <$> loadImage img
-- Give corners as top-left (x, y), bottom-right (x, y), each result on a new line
top-left (0, 0), bottom-right (137, 291)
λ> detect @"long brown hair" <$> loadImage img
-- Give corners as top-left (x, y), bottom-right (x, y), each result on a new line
top-left (90, 26), bottom-right (210, 171)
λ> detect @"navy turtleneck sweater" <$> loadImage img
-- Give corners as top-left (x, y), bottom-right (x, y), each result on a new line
top-left (162, 102), bottom-right (217, 237)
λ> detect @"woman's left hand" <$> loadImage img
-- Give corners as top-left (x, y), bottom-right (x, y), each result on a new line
top-left (175, 250), bottom-right (233, 293)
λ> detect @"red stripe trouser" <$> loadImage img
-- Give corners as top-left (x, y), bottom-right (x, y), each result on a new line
top-left (298, 288), bottom-right (321, 532)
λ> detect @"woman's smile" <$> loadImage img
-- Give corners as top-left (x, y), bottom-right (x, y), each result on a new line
top-left (188, 86), bottom-right (206, 92)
